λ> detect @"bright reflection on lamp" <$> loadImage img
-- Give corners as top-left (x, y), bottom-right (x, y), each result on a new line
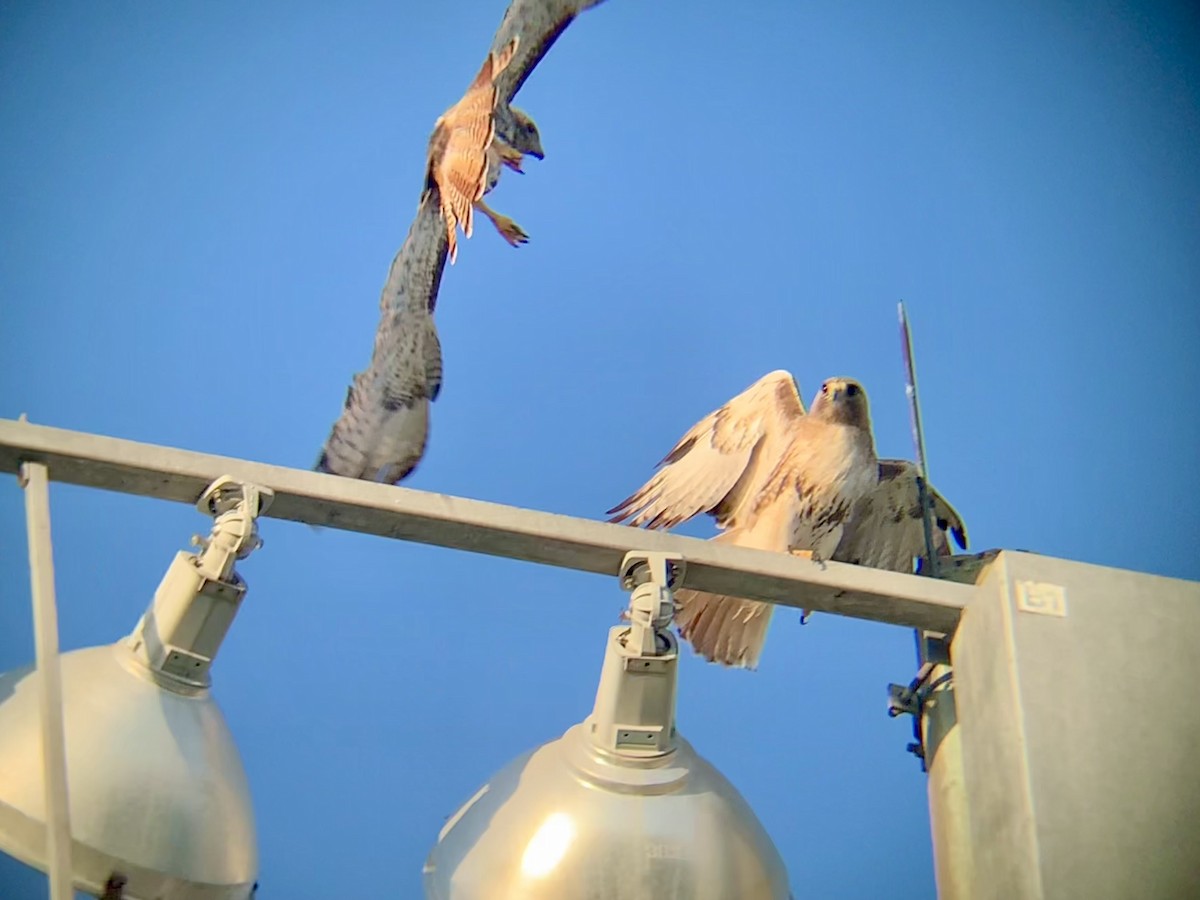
top-left (520, 813), bottom-right (575, 879)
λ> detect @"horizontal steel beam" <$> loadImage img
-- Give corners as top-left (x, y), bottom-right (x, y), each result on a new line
top-left (0, 418), bottom-right (974, 631)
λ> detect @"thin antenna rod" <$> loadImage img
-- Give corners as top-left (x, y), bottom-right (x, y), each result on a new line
top-left (898, 301), bottom-right (939, 577)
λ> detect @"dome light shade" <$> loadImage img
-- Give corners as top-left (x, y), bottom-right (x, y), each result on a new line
top-left (425, 554), bottom-right (791, 899)
top-left (422, 721), bottom-right (791, 899)
top-left (0, 643), bottom-right (257, 899)
top-left (0, 476), bottom-right (271, 899)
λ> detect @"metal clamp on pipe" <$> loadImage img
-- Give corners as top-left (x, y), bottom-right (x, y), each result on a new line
top-left (887, 632), bottom-right (952, 769)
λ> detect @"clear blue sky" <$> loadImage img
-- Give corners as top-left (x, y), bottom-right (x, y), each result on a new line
top-left (1, 1), bottom-right (1197, 897)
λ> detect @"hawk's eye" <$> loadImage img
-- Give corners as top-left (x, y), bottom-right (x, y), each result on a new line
top-left (821, 384), bottom-right (829, 394)
top-left (846, 384), bottom-right (860, 398)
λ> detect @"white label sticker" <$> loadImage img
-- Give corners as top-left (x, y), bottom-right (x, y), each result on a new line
top-left (1015, 580), bottom-right (1068, 617)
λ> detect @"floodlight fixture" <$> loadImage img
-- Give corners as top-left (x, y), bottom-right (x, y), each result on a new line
top-left (423, 552), bottom-right (793, 900)
top-left (0, 475), bottom-right (270, 899)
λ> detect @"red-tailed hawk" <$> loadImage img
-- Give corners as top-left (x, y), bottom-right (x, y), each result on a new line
top-left (426, 38), bottom-right (545, 264)
top-left (316, 0), bottom-right (607, 486)
top-left (608, 370), bottom-right (968, 669)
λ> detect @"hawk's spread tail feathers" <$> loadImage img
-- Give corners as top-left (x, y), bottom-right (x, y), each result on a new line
top-left (673, 531), bottom-right (774, 669)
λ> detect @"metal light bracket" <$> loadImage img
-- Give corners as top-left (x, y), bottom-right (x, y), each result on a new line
top-left (619, 551), bottom-right (684, 657)
top-left (127, 476), bottom-right (273, 689)
top-left (585, 552), bottom-right (684, 757)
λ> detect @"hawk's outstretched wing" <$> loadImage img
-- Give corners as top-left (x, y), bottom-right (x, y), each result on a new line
top-left (606, 370), bottom-right (807, 531)
top-left (491, 0), bottom-right (609, 101)
top-left (427, 39), bottom-right (519, 264)
top-left (833, 459), bottom-right (968, 571)
top-left (316, 210), bottom-right (445, 484)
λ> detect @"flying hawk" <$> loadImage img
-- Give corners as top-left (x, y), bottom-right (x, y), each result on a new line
top-left (316, 0), bottom-right (607, 486)
top-left (608, 370), bottom-right (967, 669)
top-left (426, 37), bottom-right (545, 264)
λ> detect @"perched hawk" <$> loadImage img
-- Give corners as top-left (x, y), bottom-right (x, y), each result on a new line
top-left (608, 370), bottom-right (967, 669)
top-left (426, 37), bottom-right (545, 264)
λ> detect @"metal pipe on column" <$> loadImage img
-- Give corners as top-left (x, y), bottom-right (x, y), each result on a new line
top-left (921, 647), bottom-right (973, 899)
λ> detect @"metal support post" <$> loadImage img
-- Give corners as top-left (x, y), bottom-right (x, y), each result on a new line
top-left (20, 462), bottom-right (74, 900)
top-left (921, 646), bottom-right (972, 900)
top-left (887, 631), bottom-right (974, 897)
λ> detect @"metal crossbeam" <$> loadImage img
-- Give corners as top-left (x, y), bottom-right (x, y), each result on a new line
top-left (0, 419), bottom-right (974, 631)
